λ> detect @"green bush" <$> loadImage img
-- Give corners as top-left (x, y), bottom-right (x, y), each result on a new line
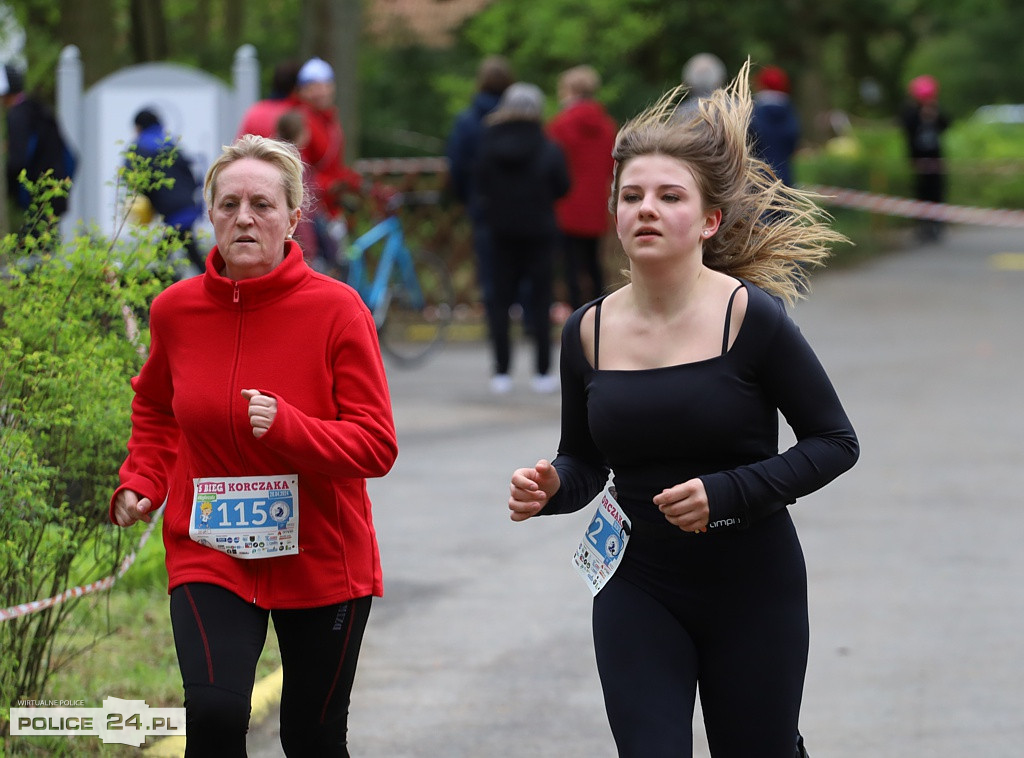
top-left (797, 118), bottom-right (1024, 208)
top-left (793, 117), bottom-right (1024, 261)
top-left (0, 168), bottom-right (172, 736)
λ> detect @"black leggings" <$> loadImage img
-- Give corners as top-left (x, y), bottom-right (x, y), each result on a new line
top-left (169, 583), bottom-right (372, 757)
top-left (592, 510), bottom-right (808, 758)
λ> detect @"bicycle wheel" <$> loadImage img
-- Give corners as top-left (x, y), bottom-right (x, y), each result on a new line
top-left (379, 247), bottom-right (454, 367)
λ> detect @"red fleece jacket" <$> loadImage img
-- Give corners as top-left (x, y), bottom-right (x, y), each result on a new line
top-left (547, 98), bottom-right (617, 238)
top-left (111, 242), bottom-right (397, 608)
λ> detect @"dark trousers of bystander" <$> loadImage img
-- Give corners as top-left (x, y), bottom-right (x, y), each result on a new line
top-left (561, 233), bottom-right (605, 310)
top-left (489, 233), bottom-right (555, 378)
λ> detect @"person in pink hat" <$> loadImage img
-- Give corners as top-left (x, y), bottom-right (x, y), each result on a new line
top-left (901, 74), bottom-right (951, 241)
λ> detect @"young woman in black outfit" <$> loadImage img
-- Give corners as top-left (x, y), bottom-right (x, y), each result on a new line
top-left (507, 61), bottom-right (858, 758)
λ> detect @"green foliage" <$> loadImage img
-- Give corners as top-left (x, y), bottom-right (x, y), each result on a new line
top-left (359, 44), bottom-right (456, 156)
top-left (460, 0), bottom-right (678, 121)
top-left (0, 167), bottom-right (171, 732)
top-left (797, 117), bottom-right (1024, 210)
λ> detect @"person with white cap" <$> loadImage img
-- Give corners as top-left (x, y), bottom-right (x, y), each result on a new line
top-left (293, 56), bottom-right (364, 266)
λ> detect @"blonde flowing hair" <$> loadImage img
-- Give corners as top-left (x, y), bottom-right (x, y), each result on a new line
top-left (610, 59), bottom-right (848, 303)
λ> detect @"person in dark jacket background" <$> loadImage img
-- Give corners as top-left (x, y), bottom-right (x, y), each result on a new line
top-left (128, 108), bottom-right (205, 277)
top-left (901, 74), bottom-right (950, 242)
top-left (446, 56), bottom-right (516, 336)
top-left (548, 65), bottom-right (617, 309)
top-left (476, 82), bottom-right (570, 395)
top-left (2, 62), bottom-right (75, 230)
top-left (749, 65), bottom-right (800, 187)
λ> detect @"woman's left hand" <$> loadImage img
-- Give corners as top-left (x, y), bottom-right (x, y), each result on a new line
top-left (241, 389), bottom-right (277, 438)
top-left (653, 479), bottom-right (710, 534)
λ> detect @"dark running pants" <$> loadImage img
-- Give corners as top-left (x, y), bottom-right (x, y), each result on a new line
top-left (169, 582), bottom-right (372, 757)
top-left (592, 510), bottom-right (809, 758)
top-left (489, 233), bottom-right (555, 377)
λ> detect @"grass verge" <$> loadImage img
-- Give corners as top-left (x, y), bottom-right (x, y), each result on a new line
top-left (2, 527), bottom-right (282, 756)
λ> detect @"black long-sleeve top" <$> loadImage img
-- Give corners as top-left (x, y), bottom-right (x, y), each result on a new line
top-left (546, 280), bottom-right (859, 530)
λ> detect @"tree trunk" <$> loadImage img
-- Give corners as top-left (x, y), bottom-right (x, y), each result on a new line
top-left (333, 0), bottom-right (361, 161)
top-left (130, 0), bottom-right (169, 62)
top-left (301, 0), bottom-right (361, 162)
top-left (57, 0), bottom-right (119, 87)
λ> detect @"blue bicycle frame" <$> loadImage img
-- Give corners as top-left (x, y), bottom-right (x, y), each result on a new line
top-left (345, 215), bottom-right (426, 329)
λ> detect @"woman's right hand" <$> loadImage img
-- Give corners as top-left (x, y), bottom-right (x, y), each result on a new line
top-left (508, 459), bottom-right (561, 522)
top-left (113, 489), bottom-right (153, 528)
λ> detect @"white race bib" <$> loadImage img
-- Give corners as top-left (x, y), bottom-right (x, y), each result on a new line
top-left (572, 487), bottom-right (631, 596)
top-left (190, 475), bottom-right (299, 559)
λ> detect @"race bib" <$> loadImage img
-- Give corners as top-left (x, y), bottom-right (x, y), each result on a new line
top-left (189, 475), bottom-right (299, 559)
top-left (572, 487), bottom-right (631, 596)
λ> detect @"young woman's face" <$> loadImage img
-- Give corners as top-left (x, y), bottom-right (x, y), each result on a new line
top-left (614, 154), bottom-right (719, 265)
top-left (209, 158), bottom-right (299, 281)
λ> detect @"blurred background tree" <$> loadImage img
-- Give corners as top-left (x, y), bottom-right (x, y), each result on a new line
top-left (1, 0), bottom-right (1021, 157)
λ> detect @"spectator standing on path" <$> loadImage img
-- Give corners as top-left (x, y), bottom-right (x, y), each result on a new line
top-left (293, 57), bottom-right (364, 268)
top-left (110, 135), bottom-right (397, 756)
top-left (750, 65), bottom-right (801, 187)
top-left (673, 52), bottom-right (727, 121)
top-left (126, 108), bottom-right (205, 278)
top-left (445, 56), bottom-right (515, 337)
top-left (235, 59), bottom-right (303, 139)
top-left (1, 62), bottom-right (75, 233)
top-left (548, 65), bottom-right (617, 309)
top-left (507, 62), bottom-right (857, 757)
top-left (476, 82), bottom-right (570, 396)
top-left (901, 74), bottom-right (950, 242)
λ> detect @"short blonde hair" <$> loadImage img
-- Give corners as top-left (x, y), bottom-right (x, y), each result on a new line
top-left (204, 134), bottom-right (305, 213)
top-left (559, 65), bottom-right (600, 99)
top-left (611, 59), bottom-right (846, 303)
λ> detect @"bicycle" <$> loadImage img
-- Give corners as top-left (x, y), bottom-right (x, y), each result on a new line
top-left (342, 190), bottom-right (454, 367)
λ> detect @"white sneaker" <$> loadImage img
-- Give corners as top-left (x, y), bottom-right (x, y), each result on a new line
top-left (489, 374), bottom-right (513, 395)
top-left (530, 374), bottom-right (559, 394)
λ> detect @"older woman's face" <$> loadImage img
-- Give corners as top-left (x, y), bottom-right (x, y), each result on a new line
top-left (209, 158), bottom-right (299, 280)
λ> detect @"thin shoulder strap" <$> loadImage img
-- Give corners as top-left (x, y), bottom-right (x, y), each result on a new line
top-left (722, 283), bottom-right (744, 355)
top-left (593, 300), bottom-right (603, 370)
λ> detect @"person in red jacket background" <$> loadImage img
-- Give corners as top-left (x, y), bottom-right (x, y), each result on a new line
top-left (548, 65), bottom-right (617, 309)
top-left (235, 58), bottom-right (302, 140)
top-left (111, 134), bottom-right (397, 756)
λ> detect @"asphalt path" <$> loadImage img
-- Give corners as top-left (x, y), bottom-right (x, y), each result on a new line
top-left (243, 223), bottom-right (1024, 757)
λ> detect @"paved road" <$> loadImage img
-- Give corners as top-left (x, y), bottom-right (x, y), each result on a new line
top-left (248, 224), bottom-right (1024, 756)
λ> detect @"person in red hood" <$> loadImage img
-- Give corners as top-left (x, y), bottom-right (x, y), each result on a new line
top-left (548, 65), bottom-right (617, 309)
top-left (235, 59), bottom-right (302, 140)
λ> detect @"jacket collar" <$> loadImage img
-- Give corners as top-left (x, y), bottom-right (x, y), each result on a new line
top-left (202, 240), bottom-right (311, 309)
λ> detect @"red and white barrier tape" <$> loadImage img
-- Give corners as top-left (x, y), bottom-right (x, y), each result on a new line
top-left (349, 157), bottom-right (1024, 230)
top-left (354, 156), bottom-right (449, 176)
top-left (0, 505), bottom-right (164, 622)
top-left (806, 184), bottom-right (1024, 229)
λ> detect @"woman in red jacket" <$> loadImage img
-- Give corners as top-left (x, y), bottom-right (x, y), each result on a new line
top-left (111, 134), bottom-right (397, 756)
top-left (548, 65), bottom-right (617, 309)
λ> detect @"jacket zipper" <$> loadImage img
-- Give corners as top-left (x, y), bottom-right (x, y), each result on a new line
top-left (229, 282), bottom-right (260, 604)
